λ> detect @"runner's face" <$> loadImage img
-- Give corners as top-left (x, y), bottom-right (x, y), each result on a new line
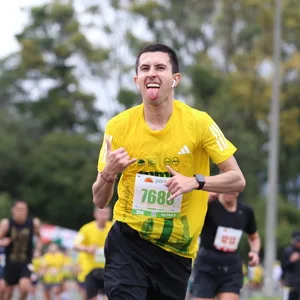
top-left (48, 243), bottom-right (58, 253)
top-left (12, 202), bottom-right (28, 223)
top-left (134, 52), bottom-right (180, 106)
top-left (219, 192), bottom-right (239, 203)
top-left (94, 207), bottom-right (110, 224)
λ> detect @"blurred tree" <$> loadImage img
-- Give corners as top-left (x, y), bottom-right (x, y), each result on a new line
top-left (0, 1), bottom-right (108, 134)
top-left (239, 195), bottom-right (300, 260)
top-left (0, 193), bottom-right (13, 220)
top-left (0, 112), bottom-right (37, 199)
top-left (20, 132), bottom-right (99, 229)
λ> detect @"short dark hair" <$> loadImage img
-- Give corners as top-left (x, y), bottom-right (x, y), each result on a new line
top-left (12, 199), bottom-right (27, 207)
top-left (135, 44), bottom-right (179, 74)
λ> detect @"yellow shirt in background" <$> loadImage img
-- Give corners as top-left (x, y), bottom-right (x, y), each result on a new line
top-left (74, 221), bottom-right (112, 279)
top-left (42, 252), bottom-right (65, 284)
top-left (76, 252), bottom-right (86, 283)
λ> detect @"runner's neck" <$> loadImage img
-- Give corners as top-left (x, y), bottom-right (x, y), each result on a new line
top-left (96, 221), bottom-right (106, 230)
top-left (219, 199), bottom-right (237, 212)
top-left (143, 99), bottom-right (173, 130)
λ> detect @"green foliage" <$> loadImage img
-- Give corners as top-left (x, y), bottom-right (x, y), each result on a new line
top-left (0, 194), bottom-right (13, 220)
top-left (117, 88), bottom-right (140, 109)
top-left (20, 132), bottom-right (99, 229)
top-left (238, 196), bottom-right (300, 260)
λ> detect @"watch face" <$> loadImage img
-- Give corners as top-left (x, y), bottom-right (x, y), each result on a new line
top-left (196, 174), bottom-right (204, 183)
top-left (195, 174), bottom-right (205, 190)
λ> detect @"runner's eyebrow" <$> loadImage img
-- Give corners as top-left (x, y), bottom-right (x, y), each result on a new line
top-left (139, 63), bottom-right (167, 69)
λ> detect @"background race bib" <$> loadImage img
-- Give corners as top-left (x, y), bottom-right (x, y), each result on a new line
top-left (213, 226), bottom-right (242, 252)
top-left (94, 248), bottom-right (105, 263)
top-left (132, 174), bottom-right (182, 218)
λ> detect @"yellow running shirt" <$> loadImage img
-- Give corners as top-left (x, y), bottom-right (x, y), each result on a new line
top-left (97, 100), bottom-right (236, 258)
top-left (42, 252), bottom-right (65, 284)
top-left (74, 221), bottom-right (112, 279)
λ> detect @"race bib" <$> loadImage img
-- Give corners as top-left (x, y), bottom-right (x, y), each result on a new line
top-left (213, 226), bottom-right (243, 252)
top-left (94, 248), bottom-right (105, 264)
top-left (132, 174), bottom-right (182, 218)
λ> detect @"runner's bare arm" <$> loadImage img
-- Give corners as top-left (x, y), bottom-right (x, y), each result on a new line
top-left (0, 219), bottom-right (11, 247)
top-left (93, 139), bottom-right (136, 208)
top-left (73, 232), bottom-right (97, 254)
top-left (202, 156), bottom-right (246, 193)
top-left (166, 156), bottom-right (245, 201)
top-left (248, 232), bottom-right (261, 254)
top-left (248, 232), bottom-right (261, 266)
top-left (92, 172), bottom-right (115, 209)
top-left (33, 218), bottom-right (43, 256)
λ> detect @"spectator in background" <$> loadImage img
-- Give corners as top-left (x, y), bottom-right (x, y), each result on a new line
top-left (281, 231), bottom-right (300, 300)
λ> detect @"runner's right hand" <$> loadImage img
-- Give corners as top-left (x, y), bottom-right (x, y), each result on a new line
top-left (103, 138), bottom-right (136, 177)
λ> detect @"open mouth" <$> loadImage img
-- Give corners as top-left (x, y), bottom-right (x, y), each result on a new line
top-left (146, 82), bottom-right (161, 100)
top-left (146, 83), bottom-right (160, 89)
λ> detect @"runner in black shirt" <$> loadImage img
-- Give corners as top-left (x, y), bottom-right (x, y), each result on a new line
top-left (192, 192), bottom-right (260, 300)
top-left (0, 200), bottom-right (42, 300)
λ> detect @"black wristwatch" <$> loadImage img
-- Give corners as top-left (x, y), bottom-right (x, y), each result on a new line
top-left (194, 174), bottom-right (206, 190)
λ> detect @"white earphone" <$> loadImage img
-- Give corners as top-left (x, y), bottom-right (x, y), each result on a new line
top-left (136, 83), bottom-right (140, 90)
top-left (171, 80), bottom-right (176, 88)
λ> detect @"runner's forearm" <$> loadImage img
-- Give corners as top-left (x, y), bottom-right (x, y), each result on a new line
top-left (74, 244), bottom-right (89, 253)
top-left (248, 235), bottom-right (261, 254)
top-left (92, 172), bottom-right (115, 208)
top-left (35, 236), bottom-right (43, 254)
top-left (202, 170), bottom-right (245, 193)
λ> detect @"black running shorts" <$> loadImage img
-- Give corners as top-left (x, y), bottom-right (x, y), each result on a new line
top-left (104, 221), bottom-right (192, 300)
top-left (85, 268), bottom-right (105, 299)
top-left (4, 263), bottom-right (31, 286)
top-left (192, 263), bottom-right (243, 298)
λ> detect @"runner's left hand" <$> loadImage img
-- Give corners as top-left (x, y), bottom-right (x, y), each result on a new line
top-left (248, 251), bottom-right (260, 266)
top-left (165, 166), bottom-right (198, 200)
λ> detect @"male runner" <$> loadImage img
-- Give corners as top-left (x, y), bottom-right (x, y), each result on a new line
top-left (93, 43), bottom-right (246, 300)
top-left (192, 192), bottom-right (260, 300)
top-left (74, 206), bottom-right (112, 300)
top-left (0, 200), bottom-right (42, 300)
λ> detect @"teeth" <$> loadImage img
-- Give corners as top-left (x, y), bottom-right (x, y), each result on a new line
top-left (147, 83), bottom-right (160, 88)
